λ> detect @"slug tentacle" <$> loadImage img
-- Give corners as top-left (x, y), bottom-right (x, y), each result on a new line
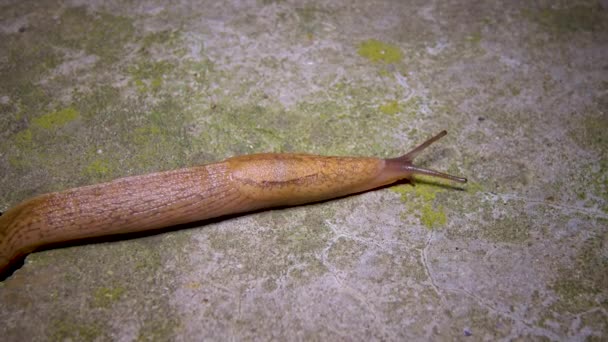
top-left (399, 130), bottom-right (449, 162)
top-left (384, 131), bottom-right (467, 184)
top-left (400, 165), bottom-right (467, 183)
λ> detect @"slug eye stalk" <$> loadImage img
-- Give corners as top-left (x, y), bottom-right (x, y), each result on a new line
top-left (387, 130), bottom-right (467, 184)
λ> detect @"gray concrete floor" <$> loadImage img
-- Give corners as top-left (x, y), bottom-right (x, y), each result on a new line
top-left (1, 0), bottom-right (607, 340)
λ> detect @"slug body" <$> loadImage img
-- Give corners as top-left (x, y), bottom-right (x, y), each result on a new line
top-left (0, 131), bottom-right (466, 275)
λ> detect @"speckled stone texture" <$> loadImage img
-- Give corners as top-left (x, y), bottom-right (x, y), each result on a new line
top-left (0, 0), bottom-right (606, 340)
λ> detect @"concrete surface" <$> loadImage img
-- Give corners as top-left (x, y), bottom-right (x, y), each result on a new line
top-left (0, 0), bottom-right (607, 340)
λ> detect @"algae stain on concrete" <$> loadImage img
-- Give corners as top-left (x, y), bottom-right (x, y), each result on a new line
top-left (482, 217), bottom-right (529, 243)
top-left (91, 286), bottom-right (126, 308)
top-left (391, 183), bottom-right (450, 229)
top-left (294, 5), bottom-right (332, 38)
top-left (1, 33), bottom-right (63, 90)
top-left (55, 6), bottom-right (135, 62)
top-left (12, 128), bottom-right (33, 147)
top-left (357, 39), bottom-right (403, 64)
top-left (128, 60), bottom-right (175, 94)
top-left (116, 97), bottom-right (192, 172)
top-left (524, 5), bottom-right (607, 33)
top-left (564, 115), bottom-right (608, 210)
top-left (392, 182), bottom-right (443, 202)
top-left (420, 204), bottom-right (447, 229)
top-left (137, 317), bottom-right (180, 342)
top-left (327, 237), bottom-right (367, 269)
top-left (50, 318), bottom-right (106, 342)
top-left (379, 100), bottom-right (401, 115)
top-left (465, 31), bottom-right (483, 45)
top-left (550, 232), bottom-right (608, 315)
top-left (83, 158), bottom-right (112, 180)
top-left (32, 107), bottom-right (79, 129)
top-left (465, 181), bottom-right (484, 195)
top-left (7, 107), bottom-right (78, 170)
top-left (288, 257), bottom-right (328, 286)
top-left (571, 115), bottom-right (608, 153)
top-left (280, 223), bottom-right (332, 255)
top-left (9, 107), bottom-right (77, 149)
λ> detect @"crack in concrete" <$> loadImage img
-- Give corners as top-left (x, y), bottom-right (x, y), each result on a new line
top-left (420, 228), bottom-right (567, 340)
top-left (438, 284), bottom-right (563, 340)
top-left (421, 230), bottom-right (445, 302)
top-left (324, 219), bottom-right (415, 250)
top-left (320, 220), bottom-right (390, 339)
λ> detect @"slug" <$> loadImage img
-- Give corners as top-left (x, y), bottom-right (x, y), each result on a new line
top-left (0, 130), bottom-right (466, 276)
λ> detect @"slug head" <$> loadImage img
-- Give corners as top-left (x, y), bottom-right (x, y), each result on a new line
top-left (383, 130), bottom-right (467, 184)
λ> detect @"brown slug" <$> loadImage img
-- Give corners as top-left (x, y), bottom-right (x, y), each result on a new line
top-left (0, 130), bottom-right (466, 276)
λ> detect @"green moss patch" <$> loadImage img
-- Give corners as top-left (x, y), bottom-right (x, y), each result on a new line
top-left (358, 39), bottom-right (403, 64)
top-left (391, 182), bottom-right (443, 203)
top-left (465, 181), bottom-right (484, 194)
top-left (379, 100), bottom-right (401, 115)
top-left (13, 129), bottom-right (33, 147)
top-left (391, 183), bottom-right (452, 229)
top-left (83, 158), bottom-right (112, 180)
top-left (32, 107), bottom-right (79, 129)
top-left (420, 204), bottom-right (447, 229)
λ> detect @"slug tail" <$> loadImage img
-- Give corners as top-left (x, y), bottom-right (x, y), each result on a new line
top-left (386, 130), bottom-right (467, 184)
